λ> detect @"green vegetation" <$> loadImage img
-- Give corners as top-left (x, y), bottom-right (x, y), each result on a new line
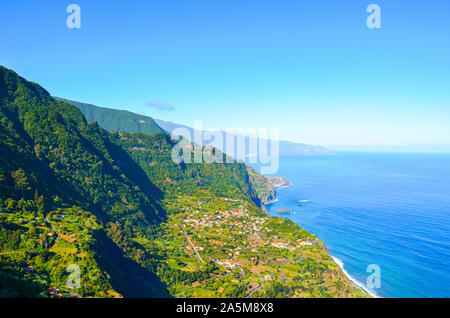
top-left (247, 167), bottom-right (277, 204)
top-left (152, 196), bottom-right (366, 297)
top-left (0, 65), bottom-right (367, 298)
top-left (0, 66), bottom-right (167, 297)
top-left (56, 98), bottom-right (164, 136)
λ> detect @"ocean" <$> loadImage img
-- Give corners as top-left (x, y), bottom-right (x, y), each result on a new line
top-left (253, 152), bottom-right (450, 298)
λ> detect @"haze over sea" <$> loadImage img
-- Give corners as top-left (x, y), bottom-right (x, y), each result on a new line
top-left (254, 152), bottom-right (450, 298)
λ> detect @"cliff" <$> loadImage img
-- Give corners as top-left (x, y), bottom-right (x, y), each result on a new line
top-left (246, 167), bottom-right (291, 205)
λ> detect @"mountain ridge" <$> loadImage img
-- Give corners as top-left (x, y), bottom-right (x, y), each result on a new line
top-left (58, 98), bottom-right (335, 159)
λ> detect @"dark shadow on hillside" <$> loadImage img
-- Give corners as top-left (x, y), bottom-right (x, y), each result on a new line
top-left (0, 106), bottom-right (100, 216)
top-left (0, 261), bottom-right (46, 297)
top-left (104, 139), bottom-right (166, 222)
top-left (69, 121), bottom-right (166, 223)
top-left (93, 230), bottom-right (170, 298)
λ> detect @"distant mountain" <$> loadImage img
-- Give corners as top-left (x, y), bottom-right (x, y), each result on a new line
top-left (155, 118), bottom-right (334, 157)
top-left (60, 99), bottom-right (334, 158)
top-left (329, 144), bottom-right (450, 153)
top-left (56, 98), bottom-right (164, 136)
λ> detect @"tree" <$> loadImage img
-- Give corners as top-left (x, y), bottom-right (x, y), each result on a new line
top-left (11, 169), bottom-right (28, 192)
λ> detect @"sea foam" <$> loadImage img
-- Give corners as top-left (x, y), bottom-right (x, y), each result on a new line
top-left (332, 256), bottom-right (380, 298)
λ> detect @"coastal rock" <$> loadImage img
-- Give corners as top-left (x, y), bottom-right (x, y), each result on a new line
top-left (246, 167), bottom-right (291, 205)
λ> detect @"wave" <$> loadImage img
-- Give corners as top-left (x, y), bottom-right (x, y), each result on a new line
top-left (264, 199), bottom-right (278, 205)
top-left (332, 256), bottom-right (381, 298)
top-left (275, 183), bottom-right (293, 189)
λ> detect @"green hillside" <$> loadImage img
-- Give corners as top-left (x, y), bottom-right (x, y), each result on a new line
top-left (0, 66), bottom-right (367, 298)
top-left (0, 66), bottom-right (169, 297)
top-left (56, 98), bottom-right (164, 136)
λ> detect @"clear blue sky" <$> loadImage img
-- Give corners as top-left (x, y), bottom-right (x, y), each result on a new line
top-left (1, 0), bottom-right (449, 148)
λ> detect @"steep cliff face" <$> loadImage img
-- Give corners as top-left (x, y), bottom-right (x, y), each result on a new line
top-left (246, 167), bottom-right (291, 205)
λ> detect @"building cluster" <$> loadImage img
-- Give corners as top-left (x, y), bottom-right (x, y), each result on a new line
top-left (182, 205), bottom-right (266, 236)
top-left (177, 197), bottom-right (317, 267)
top-left (216, 259), bottom-right (238, 269)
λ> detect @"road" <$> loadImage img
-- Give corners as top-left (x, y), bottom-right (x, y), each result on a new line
top-left (181, 225), bottom-right (205, 263)
top-left (246, 284), bottom-right (262, 298)
top-left (280, 270), bottom-right (287, 284)
top-left (44, 212), bottom-right (58, 249)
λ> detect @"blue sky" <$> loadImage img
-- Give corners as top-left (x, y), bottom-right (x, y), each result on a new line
top-left (1, 0), bottom-right (449, 149)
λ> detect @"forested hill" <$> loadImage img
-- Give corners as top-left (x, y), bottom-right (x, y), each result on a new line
top-left (0, 65), bottom-right (261, 297)
top-left (55, 98), bottom-right (164, 136)
top-left (0, 65), bottom-right (171, 297)
top-left (0, 67), bottom-right (166, 224)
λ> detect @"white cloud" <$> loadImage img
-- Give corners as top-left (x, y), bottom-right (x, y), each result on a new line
top-left (146, 99), bottom-right (174, 111)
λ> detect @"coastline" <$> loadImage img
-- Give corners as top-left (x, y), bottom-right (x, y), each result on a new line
top-left (263, 176), bottom-right (376, 298)
top-left (332, 256), bottom-right (380, 298)
top-left (263, 182), bottom-right (292, 205)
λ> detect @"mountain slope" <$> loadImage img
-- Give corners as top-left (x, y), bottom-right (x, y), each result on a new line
top-left (56, 98), bottom-right (164, 136)
top-left (0, 66), bottom-right (168, 297)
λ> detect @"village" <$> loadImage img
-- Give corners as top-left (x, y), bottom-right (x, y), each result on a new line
top-left (160, 195), bottom-right (323, 297)
top-left (179, 200), bottom-right (315, 259)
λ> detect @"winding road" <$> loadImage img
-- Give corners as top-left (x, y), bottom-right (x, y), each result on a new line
top-left (44, 212), bottom-right (58, 249)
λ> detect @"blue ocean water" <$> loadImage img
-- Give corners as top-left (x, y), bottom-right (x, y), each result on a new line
top-left (254, 152), bottom-right (450, 298)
